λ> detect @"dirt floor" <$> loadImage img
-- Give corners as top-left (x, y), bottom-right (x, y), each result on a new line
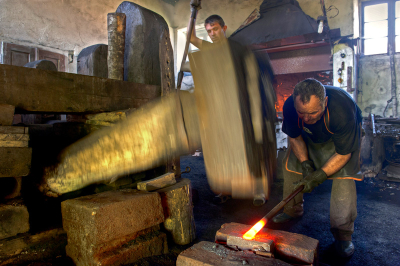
top-left (174, 153), bottom-right (400, 266)
top-left (17, 153), bottom-right (400, 266)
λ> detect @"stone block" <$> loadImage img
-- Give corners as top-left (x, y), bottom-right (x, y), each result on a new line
top-left (0, 147), bottom-right (32, 177)
top-left (0, 199), bottom-right (29, 240)
top-left (0, 228), bottom-right (67, 265)
top-left (215, 223), bottom-right (318, 265)
top-left (137, 172), bottom-right (176, 191)
top-left (176, 241), bottom-right (291, 266)
top-left (61, 189), bottom-right (164, 247)
top-left (0, 177), bottom-right (22, 200)
top-left (96, 231), bottom-right (167, 266)
top-left (77, 44), bottom-right (108, 78)
top-left (66, 225), bottom-right (159, 265)
top-left (156, 178), bottom-right (195, 245)
top-left (116, 1), bottom-right (171, 85)
top-left (226, 234), bottom-right (274, 253)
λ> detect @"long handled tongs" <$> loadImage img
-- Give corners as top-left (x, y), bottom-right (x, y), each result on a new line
top-left (176, 7), bottom-right (198, 91)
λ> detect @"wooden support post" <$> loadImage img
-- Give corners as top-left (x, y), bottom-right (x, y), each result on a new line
top-left (107, 13), bottom-right (126, 81)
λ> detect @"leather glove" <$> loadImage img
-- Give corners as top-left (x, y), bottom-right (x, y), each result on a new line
top-left (301, 160), bottom-right (315, 178)
top-left (294, 169), bottom-right (327, 193)
top-left (190, 0), bottom-right (202, 10)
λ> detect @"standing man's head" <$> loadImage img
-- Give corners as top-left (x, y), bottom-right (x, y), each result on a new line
top-left (293, 79), bottom-right (328, 125)
top-left (204, 15), bottom-right (227, 43)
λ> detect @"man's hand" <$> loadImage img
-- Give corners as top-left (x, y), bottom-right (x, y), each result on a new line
top-left (294, 169), bottom-right (327, 193)
top-left (190, 0), bottom-right (202, 10)
top-left (301, 160), bottom-right (315, 178)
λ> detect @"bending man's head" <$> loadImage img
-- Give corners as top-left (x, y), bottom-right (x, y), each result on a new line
top-left (204, 15), bottom-right (227, 43)
top-left (293, 79), bottom-right (328, 125)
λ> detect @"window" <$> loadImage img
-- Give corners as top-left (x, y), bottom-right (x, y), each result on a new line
top-left (362, 0), bottom-right (400, 55)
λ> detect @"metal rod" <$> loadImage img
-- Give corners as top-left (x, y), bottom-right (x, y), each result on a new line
top-left (262, 185), bottom-right (304, 222)
top-left (177, 8), bottom-right (197, 91)
top-left (371, 113), bottom-right (376, 137)
top-left (389, 42), bottom-right (398, 118)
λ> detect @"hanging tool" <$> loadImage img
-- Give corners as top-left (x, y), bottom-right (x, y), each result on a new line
top-left (177, 3), bottom-right (200, 90)
top-left (243, 185), bottom-right (305, 239)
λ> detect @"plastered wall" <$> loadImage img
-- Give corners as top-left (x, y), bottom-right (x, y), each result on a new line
top-left (356, 0), bottom-right (399, 117)
top-left (0, 0), bottom-right (353, 72)
top-left (0, 0), bottom-right (175, 72)
top-left (358, 54), bottom-right (399, 117)
top-left (172, 0), bottom-right (353, 37)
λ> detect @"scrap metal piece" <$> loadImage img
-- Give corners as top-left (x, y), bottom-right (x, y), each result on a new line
top-left (137, 172), bottom-right (176, 191)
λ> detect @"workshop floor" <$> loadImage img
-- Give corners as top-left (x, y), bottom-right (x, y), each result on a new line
top-left (175, 153), bottom-right (400, 266)
top-left (21, 153), bottom-right (400, 266)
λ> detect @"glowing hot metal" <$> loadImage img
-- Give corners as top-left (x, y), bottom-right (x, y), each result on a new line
top-left (243, 218), bottom-right (267, 240)
top-left (243, 185), bottom-right (305, 240)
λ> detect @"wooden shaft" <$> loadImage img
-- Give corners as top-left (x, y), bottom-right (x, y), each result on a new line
top-left (177, 8), bottom-right (197, 90)
top-left (262, 185), bottom-right (304, 221)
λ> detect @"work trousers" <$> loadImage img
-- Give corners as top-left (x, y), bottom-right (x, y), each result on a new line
top-left (282, 168), bottom-right (357, 241)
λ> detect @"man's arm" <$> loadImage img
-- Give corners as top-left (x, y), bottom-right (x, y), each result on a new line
top-left (189, 1), bottom-right (202, 49)
top-left (321, 152), bottom-right (351, 176)
top-left (289, 135), bottom-right (309, 163)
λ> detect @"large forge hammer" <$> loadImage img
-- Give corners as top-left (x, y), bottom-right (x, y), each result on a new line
top-left (43, 41), bottom-right (276, 199)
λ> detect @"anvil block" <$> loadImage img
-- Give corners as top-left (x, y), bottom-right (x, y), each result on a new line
top-left (176, 241), bottom-right (292, 266)
top-left (62, 189), bottom-right (164, 246)
top-left (215, 223), bottom-right (318, 265)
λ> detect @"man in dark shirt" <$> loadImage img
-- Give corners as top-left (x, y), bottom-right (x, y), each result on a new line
top-left (273, 78), bottom-right (362, 258)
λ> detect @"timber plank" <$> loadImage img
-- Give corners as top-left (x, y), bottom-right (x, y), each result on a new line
top-left (0, 126), bottom-right (27, 134)
top-left (0, 141), bottom-right (28, 147)
top-left (0, 64), bottom-right (161, 113)
top-left (0, 134), bottom-right (29, 141)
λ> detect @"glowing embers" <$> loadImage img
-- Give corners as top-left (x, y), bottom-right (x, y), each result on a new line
top-left (243, 218), bottom-right (267, 240)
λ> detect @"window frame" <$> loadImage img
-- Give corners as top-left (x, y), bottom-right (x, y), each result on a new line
top-left (361, 0), bottom-right (398, 55)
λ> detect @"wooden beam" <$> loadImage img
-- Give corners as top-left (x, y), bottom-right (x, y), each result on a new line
top-left (0, 64), bottom-right (161, 113)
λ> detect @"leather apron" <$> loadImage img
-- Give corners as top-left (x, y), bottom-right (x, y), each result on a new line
top-left (284, 108), bottom-right (363, 181)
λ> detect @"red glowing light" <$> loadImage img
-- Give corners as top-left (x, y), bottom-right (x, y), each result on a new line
top-left (243, 218), bottom-right (267, 240)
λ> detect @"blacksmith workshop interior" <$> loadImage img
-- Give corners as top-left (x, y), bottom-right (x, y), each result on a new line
top-left (0, 0), bottom-right (400, 265)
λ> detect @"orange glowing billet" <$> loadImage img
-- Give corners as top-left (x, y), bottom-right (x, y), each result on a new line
top-left (243, 218), bottom-right (267, 240)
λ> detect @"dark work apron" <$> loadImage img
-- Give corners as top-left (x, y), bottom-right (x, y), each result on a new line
top-left (284, 108), bottom-right (363, 181)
